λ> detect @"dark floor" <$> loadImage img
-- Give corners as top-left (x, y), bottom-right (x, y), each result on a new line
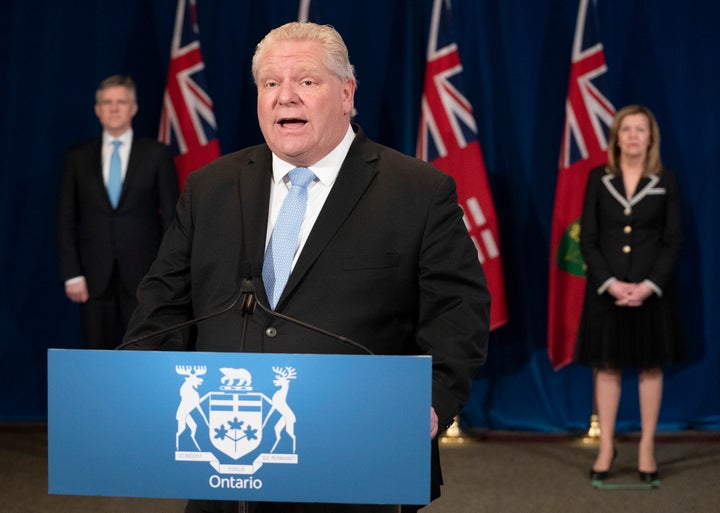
top-left (2, 425), bottom-right (719, 513)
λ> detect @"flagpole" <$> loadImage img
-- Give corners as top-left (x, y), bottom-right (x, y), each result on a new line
top-left (549, 0), bottom-right (615, 446)
top-left (418, 0), bottom-right (506, 447)
top-left (298, 0), bottom-right (310, 22)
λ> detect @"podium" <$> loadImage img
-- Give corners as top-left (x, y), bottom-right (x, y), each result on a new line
top-left (47, 349), bottom-right (431, 505)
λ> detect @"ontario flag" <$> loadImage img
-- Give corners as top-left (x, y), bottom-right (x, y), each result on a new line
top-left (159, 0), bottom-right (221, 190)
top-left (548, 0), bottom-right (615, 369)
top-left (417, 0), bottom-right (508, 330)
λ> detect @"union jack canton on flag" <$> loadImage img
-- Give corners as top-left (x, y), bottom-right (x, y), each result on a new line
top-left (159, 0), bottom-right (221, 190)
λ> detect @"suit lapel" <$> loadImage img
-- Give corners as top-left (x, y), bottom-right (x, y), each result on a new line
top-left (278, 128), bottom-right (378, 307)
top-left (239, 148), bottom-right (273, 305)
top-left (87, 139), bottom-right (110, 206)
top-left (120, 136), bottom-right (144, 207)
top-left (602, 173), bottom-right (655, 210)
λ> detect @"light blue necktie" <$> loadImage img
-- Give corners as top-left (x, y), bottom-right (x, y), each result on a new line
top-left (107, 140), bottom-right (122, 208)
top-left (262, 167), bottom-right (316, 309)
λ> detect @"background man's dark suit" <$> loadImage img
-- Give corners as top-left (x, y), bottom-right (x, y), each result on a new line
top-left (58, 135), bottom-right (178, 347)
top-left (125, 126), bottom-right (490, 507)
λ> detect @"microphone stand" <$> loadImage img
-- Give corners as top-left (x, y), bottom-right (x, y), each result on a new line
top-left (239, 277), bottom-right (257, 353)
top-left (115, 290), bottom-right (246, 350)
top-left (117, 274), bottom-right (374, 356)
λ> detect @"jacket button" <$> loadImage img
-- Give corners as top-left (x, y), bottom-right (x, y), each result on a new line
top-left (624, 207), bottom-right (632, 216)
top-left (624, 225), bottom-right (632, 234)
top-left (622, 245), bottom-right (631, 254)
top-left (265, 327), bottom-right (277, 338)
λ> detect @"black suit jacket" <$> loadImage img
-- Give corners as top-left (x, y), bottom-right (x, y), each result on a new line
top-left (57, 135), bottom-right (179, 296)
top-left (125, 126), bottom-right (490, 498)
top-left (580, 166), bottom-right (682, 294)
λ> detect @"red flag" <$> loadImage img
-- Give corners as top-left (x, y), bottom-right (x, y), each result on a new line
top-left (548, 0), bottom-right (615, 369)
top-left (417, 0), bottom-right (508, 330)
top-left (159, 0), bottom-right (221, 190)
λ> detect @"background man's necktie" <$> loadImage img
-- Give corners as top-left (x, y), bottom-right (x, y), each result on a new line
top-left (262, 167), bottom-right (316, 309)
top-left (107, 140), bottom-right (122, 208)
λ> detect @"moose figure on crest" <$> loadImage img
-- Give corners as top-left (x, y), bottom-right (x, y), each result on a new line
top-left (175, 365), bottom-right (210, 451)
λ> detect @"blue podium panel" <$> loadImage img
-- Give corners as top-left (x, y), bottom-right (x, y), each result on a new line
top-left (48, 349), bottom-right (431, 505)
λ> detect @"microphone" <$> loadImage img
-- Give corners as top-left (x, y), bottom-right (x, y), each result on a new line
top-left (115, 289), bottom-right (245, 351)
top-left (116, 263), bottom-right (374, 356)
top-left (115, 261), bottom-right (259, 351)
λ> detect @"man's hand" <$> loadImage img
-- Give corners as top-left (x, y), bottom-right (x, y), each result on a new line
top-left (65, 279), bottom-right (89, 303)
top-left (431, 407), bottom-right (439, 438)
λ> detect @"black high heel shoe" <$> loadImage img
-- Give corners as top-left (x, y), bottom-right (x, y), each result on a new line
top-left (638, 468), bottom-right (659, 482)
top-left (589, 448), bottom-right (618, 481)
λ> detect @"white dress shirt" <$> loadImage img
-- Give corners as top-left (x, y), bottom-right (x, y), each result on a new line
top-left (265, 125), bottom-right (356, 269)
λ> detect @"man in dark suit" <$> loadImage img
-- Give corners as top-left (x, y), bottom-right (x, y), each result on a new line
top-left (124, 23), bottom-right (489, 513)
top-left (58, 75), bottom-right (179, 349)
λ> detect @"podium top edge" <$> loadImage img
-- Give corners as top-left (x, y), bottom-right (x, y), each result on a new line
top-left (47, 348), bottom-right (432, 360)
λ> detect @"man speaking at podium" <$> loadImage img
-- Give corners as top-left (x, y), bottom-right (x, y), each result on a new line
top-left (124, 21), bottom-right (490, 513)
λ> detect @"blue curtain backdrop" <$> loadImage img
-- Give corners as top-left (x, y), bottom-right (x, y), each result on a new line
top-left (1, 0), bottom-right (718, 431)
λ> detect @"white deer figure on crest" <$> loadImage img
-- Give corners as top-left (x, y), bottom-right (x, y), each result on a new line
top-left (175, 365), bottom-right (209, 451)
top-left (262, 366), bottom-right (297, 453)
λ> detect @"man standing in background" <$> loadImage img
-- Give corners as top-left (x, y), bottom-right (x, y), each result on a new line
top-left (58, 75), bottom-right (179, 349)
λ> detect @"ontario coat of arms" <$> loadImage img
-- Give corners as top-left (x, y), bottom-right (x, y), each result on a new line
top-left (174, 365), bottom-right (299, 475)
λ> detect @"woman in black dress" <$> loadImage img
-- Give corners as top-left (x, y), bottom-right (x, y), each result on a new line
top-left (575, 105), bottom-right (683, 482)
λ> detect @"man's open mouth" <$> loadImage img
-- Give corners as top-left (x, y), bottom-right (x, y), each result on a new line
top-left (279, 118), bottom-right (306, 128)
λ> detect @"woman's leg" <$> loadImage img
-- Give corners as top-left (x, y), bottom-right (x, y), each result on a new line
top-left (593, 368), bottom-right (622, 470)
top-left (638, 368), bottom-right (663, 472)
